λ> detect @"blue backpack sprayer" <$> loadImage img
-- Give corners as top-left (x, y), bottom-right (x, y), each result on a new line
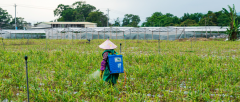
top-left (108, 43), bottom-right (124, 74)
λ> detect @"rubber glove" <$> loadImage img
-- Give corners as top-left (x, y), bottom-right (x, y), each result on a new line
top-left (100, 70), bottom-right (104, 78)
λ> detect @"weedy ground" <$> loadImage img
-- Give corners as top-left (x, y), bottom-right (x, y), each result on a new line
top-left (0, 39), bottom-right (240, 101)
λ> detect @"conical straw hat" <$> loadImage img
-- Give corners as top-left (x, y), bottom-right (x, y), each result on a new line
top-left (99, 39), bottom-right (117, 49)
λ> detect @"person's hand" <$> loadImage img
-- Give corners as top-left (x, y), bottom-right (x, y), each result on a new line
top-left (100, 70), bottom-right (104, 78)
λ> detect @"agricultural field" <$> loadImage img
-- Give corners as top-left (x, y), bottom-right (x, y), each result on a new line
top-left (0, 39), bottom-right (240, 101)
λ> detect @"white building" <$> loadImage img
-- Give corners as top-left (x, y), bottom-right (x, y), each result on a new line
top-left (32, 22), bottom-right (97, 29)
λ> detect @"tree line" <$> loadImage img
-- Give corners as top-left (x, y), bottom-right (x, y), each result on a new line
top-left (54, 1), bottom-right (239, 27)
top-left (0, 7), bottom-right (27, 29)
top-left (0, 1), bottom-right (239, 29)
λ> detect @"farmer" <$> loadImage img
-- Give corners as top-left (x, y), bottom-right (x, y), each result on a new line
top-left (99, 39), bottom-right (119, 86)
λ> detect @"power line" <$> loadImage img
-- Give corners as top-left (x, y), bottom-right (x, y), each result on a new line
top-left (18, 5), bottom-right (55, 10)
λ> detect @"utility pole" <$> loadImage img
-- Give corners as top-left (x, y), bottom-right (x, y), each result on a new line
top-left (106, 8), bottom-right (110, 27)
top-left (15, 4), bottom-right (17, 30)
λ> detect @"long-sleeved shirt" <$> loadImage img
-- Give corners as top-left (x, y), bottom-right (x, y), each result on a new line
top-left (100, 52), bottom-right (108, 71)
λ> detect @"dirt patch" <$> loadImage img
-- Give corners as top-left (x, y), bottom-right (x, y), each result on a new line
top-left (177, 38), bottom-right (211, 41)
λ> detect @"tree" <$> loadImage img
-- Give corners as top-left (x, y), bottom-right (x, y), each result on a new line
top-left (113, 17), bottom-right (121, 26)
top-left (54, 1), bottom-right (96, 22)
top-left (73, 1), bottom-right (96, 22)
top-left (0, 7), bottom-right (12, 29)
top-left (222, 4), bottom-right (240, 41)
top-left (142, 12), bottom-right (180, 27)
top-left (215, 11), bottom-right (231, 26)
top-left (180, 19), bottom-right (198, 26)
top-left (122, 14), bottom-right (140, 27)
top-left (199, 11), bottom-right (217, 26)
top-left (10, 17), bottom-right (27, 29)
top-left (86, 11), bottom-right (108, 27)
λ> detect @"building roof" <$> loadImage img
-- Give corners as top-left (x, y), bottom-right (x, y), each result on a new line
top-left (4, 30), bottom-right (45, 33)
top-left (43, 22), bottom-right (97, 25)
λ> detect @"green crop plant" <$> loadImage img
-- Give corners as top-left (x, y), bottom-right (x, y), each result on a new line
top-left (0, 39), bottom-right (240, 101)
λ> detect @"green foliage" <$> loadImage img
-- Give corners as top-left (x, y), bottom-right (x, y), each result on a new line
top-left (1, 39), bottom-right (240, 101)
top-left (122, 14), bottom-right (141, 27)
top-left (0, 7), bottom-right (12, 29)
top-left (222, 4), bottom-right (240, 41)
top-left (9, 17), bottom-right (28, 29)
top-left (0, 7), bottom-right (28, 29)
top-left (54, 1), bottom-right (96, 22)
top-left (113, 17), bottom-right (121, 27)
top-left (86, 11), bottom-right (108, 27)
top-left (142, 12), bottom-right (180, 27)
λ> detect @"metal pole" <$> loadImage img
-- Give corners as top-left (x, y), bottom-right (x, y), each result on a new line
top-left (104, 28), bottom-right (105, 39)
top-left (107, 9), bottom-right (110, 27)
top-left (120, 43), bottom-right (122, 53)
top-left (80, 30), bottom-right (81, 40)
top-left (167, 27), bottom-right (169, 40)
top-left (191, 36), bottom-right (193, 51)
top-left (184, 25), bottom-right (186, 38)
top-left (130, 29), bottom-right (131, 39)
top-left (15, 4), bottom-right (17, 30)
top-left (92, 29), bottom-right (93, 40)
top-left (86, 28), bottom-right (87, 39)
top-left (152, 31), bottom-right (153, 40)
top-left (175, 28), bottom-right (177, 40)
top-left (72, 30), bottom-right (73, 44)
top-left (123, 31), bottom-right (124, 39)
top-left (24, 56), bottom-right (30, 102)
top-left (144, 28), bottom-right (146, 40)
top-left (158, 39), bottom-right (160, 54)
top-left (159, 28), bottom-right (160, 40)
top-left (98, 31), bottom-right (99, 39)
top-left (137, 28), bottom-right (139, 40)
top-left (2, 38), bottom-right (5, 50)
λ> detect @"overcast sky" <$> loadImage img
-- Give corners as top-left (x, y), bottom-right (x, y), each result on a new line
top-left (1, 0), bottom-right (240, 25)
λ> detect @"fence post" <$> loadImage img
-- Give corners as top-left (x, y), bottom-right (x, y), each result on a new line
top-left (184, 26), bottom-right (186, 39)
top-left (80, 30), bottom-right (81, 40)
top-left (144, 28), bottom-right (146, 40)
top-left (123, 31), bottom-right (124, 39)
top-left (137, 28), bottom-right (139, 40)
top-left (110, 27), bottom-right (112, 39)
top-left (86, 28), bottom-right (87, 39)
top-left (98, 31), bottom-right (99, 39)
top-left (15, 32), bottom-right (16, 39)
top-left (61, 30), bottom-right (62, 39)
top-left (159, 28), bottom-right (161, 40)
top-left (167, 27), bottom-right (169, 40)
top-left (175, 28), bottom-right (177, 40)
top-left (194, 30), bottom-right (196, 41)
top-left (130, 29), bottom-right (131, 39)
top-left (152, 31), bottom-right (153, 40)
top-left (104, 28), bottom-right (105, 39)
top-left (52, 28), bottom-right (53, 39)
top-left (64, 29), bottom-right (66, 39)
top-left (92, 29), bottom-right (93, 40)
top-left (210, 29), bottom-right (212, 37)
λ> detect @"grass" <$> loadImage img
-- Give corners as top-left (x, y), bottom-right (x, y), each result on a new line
top-left (0, 39), bottom-right (240, 101)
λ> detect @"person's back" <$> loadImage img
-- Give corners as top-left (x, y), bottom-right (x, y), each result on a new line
top-left (99, 39), bottom-right (119, 86)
